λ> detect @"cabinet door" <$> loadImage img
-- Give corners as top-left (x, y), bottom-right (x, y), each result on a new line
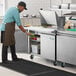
top-left (41, 34), bottom-right (55, 60)
top-left (15, 30), bottom-right (28, 53)
top-left (57, 35), bottom-right (76, 65)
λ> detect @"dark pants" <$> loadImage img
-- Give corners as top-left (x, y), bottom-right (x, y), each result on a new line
top-left (1, 31), bottom-right (17, 61)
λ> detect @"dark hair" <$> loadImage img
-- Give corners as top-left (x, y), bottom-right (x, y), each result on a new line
top-left (18, 1), bottom-right (27, 10)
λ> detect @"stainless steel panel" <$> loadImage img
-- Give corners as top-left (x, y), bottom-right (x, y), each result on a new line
top-left (41, 34), bottom-right (55, 60)
top-left (57, 34), bottom-right (76, 65)
top-left (15, 30), bottom-right (28, 53)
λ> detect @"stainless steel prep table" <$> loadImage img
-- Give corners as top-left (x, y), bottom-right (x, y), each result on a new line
top-left (24, 26), bottom-right (57, 64)
top-left (24, 26), bottom-right (76, 66)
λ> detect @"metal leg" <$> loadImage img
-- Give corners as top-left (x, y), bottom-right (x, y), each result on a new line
top-left (54, 30), bottom-right (57, 66)
top-left (30, 55), bottom-right (34, 59)
top-left (61, 62), bottom-right (66, 67)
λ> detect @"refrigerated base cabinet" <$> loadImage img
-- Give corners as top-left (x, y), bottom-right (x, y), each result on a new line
top-left (57, 34), bottom-right (76, 66)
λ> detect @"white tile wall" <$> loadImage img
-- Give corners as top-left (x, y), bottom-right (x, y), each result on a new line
top-left (50, 0), bottom-right (73, 16)
top-left (51, 0), bottom-right (62, 5)
top-left (62, 0), bottom-right (71, 3)
top-left (72, 0), bottom-right (76, 3)
top-left (51, 0), bottom-right (72, 5)
top-left (22, 17), bottom-right (41, 26)
top-left (4, 0), bottom-right (76, 16)
top-left (6, 0), bottom-right (75, 17)
top-left (0, 0), bottom-right (5, 16)
top-left (6, 0), bottom-right (50, 16)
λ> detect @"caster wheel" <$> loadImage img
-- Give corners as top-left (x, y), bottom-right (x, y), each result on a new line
top-left (54, 62), bottom-right (57, 66)
top-left (30, 55), bottom-right (34, 59)
top-left (61, 63), bottom-right (65, 67)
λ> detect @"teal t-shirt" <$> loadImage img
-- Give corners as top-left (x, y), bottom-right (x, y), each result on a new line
top-left (0, 7), bottom-right (21, 31)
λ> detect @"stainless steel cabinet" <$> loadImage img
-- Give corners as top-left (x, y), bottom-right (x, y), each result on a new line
top-left (15, 30), bottom-right (28, 53)
top-left (41, 34), bottom-right (55, 60)
top-left (57, 33), bottom-right (76, 65)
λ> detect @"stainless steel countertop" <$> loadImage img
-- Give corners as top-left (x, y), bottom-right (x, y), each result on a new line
top-left (57, 29), bottom-right (76, 35)
top-left (24, 26), bottom-right (76, 35)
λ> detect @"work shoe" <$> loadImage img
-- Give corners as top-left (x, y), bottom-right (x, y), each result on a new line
top-left (2, 60), bottom-right (10, 64)
top-left (12, 58), bottom-right (22, 62)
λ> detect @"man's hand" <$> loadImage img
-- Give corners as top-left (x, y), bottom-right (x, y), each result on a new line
top-left (25, 32), bottom-right (32, 35)
top-left (18, 25), bottom-right (32, 35)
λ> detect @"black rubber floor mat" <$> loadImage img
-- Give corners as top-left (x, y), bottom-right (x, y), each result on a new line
top-left (0, 59), bottom-right (56, 75)
top-left (0, 59), bottom-right (75, 76)
top-left (32, 70), bottom-right (76, 76)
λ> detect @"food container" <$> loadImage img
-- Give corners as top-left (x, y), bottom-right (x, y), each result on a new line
top-left (31, 44), bottom-right (40, 54)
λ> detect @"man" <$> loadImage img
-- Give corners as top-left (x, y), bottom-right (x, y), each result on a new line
top-left (0, 1), bottom-right (30, 63)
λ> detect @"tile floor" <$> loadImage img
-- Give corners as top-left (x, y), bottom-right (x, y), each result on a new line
top-left (0, 53), bottom-right (76, 76)
top-left (0, 43), bottom-right (76, 76)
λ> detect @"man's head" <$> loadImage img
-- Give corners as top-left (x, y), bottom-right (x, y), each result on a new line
top-left (17, 1), bottom-right (27, 13)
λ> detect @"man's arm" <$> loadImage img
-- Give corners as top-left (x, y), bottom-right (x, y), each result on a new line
top-left (18, 25), bottom-right (26, 33)
top-left (13, 9), bottom-right (31, 35)
top-left (13, 9), bottom-right (25, 32)
top-left (18, 25), bottom-right (32, 35)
